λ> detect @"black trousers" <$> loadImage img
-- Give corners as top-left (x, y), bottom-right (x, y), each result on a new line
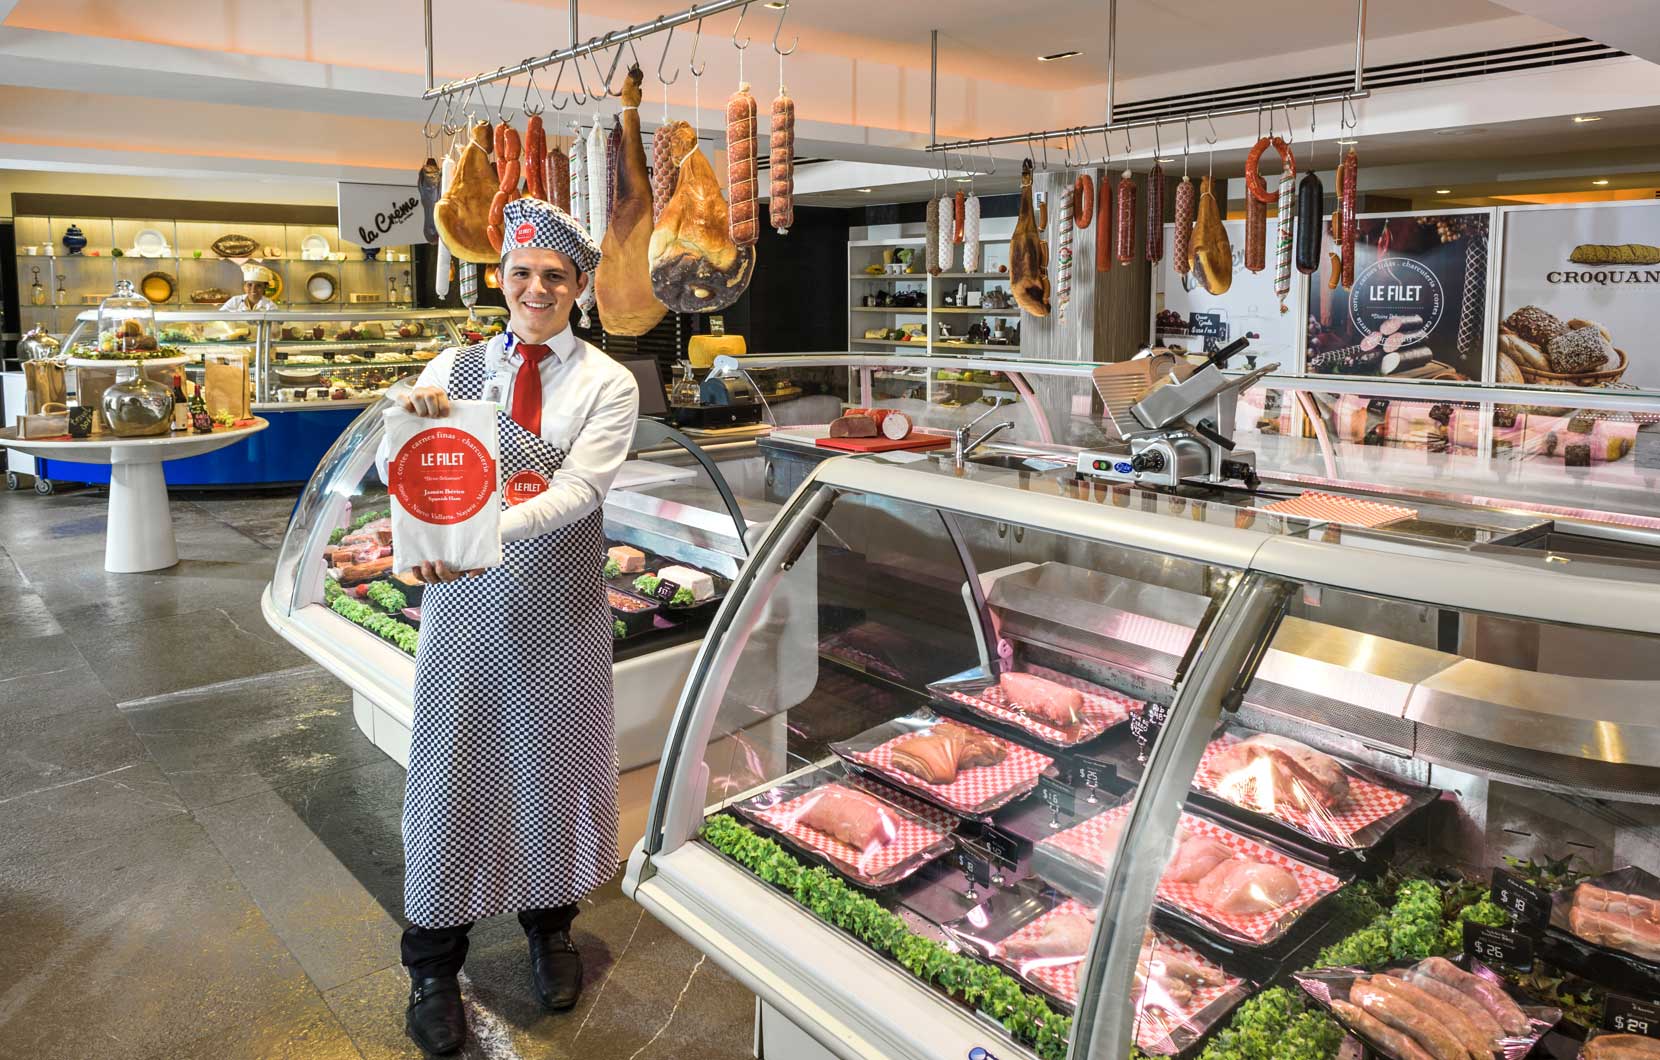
top-left (401, 905), bottom-right (578, 979)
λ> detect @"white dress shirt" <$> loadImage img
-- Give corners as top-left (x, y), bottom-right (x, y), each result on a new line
top-left (376, 326), bottom-right (640, 544)
top-left (218, 294), bottom-right (277, 312)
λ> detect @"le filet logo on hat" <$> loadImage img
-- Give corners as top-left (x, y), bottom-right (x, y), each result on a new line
top-left (514, 222), bottom-right (536, 246)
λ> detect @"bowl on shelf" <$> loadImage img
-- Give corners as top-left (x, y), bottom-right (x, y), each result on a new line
top-left (139, 271), bottom-right (176, 304)
top-left (306, 272), bottom-right (338, 303)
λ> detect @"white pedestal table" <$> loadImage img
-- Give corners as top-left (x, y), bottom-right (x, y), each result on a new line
top-left (0, 418), bottom-right (269, 572)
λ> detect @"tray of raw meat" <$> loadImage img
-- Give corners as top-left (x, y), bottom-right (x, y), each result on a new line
top-left (831, 709), bottom-right (1053, 820)
top-left (1190, 726), bottom-right (1436, 851)
top-left (944, 893), bottom-right (1249, 1055)
top-left (1296, 958), bottom-right (1559, 1060)
top-left (929, 664), bottom-right (1144, 748)
top-left (1549, 867), bottom-right (1660, 972)
top-left (732, 766), bottom-right (956, 888)
top-left (1032, 803), bottom-right (1345, 947)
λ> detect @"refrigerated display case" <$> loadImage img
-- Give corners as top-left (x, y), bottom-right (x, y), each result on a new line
top-left (623, 449), bottom-right (1660, 1060)
top-left (262, 406), bottom-right (782, 850)
top-left (30, 307), bottom-right (505, 487)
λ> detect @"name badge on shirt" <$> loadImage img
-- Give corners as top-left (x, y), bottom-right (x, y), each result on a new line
top-left (483, 368), bottom-right (513, 411)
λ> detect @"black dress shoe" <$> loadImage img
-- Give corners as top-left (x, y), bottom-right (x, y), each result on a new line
top-left (528, 930), bottom-right (583, 1011)
top-left (406, 975), bottom-right (467, 1055)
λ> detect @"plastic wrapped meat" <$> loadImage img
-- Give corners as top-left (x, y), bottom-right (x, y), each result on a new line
top-left (1208, 733), bottom-right (1350, 812)
top-left (999, 671), bottom-right (1084, 727)
top-left (1164, 831), bottom-right (1235, 884)
top-left (1003, 912), bottom-right (1094, 961)
top-left (797, 785), bottom-right (899, 850)
top-left (891, 720), bottom-right (1007, 784)
top-left (1569, 881), bottom-right (1660, 960)
top-left (1193, 859), bottom-right (1301, 915)
top-left (1583, 1034), bottom-right (1660, 1059)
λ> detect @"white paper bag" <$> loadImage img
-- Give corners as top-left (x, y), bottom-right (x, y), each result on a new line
top-left (384, 400), bottom-right (502, 574)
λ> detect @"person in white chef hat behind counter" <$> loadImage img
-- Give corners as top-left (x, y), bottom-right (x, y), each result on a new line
top-left (219, 263), bottom-right (278, 311)
top-left (373, 196), bottom-right (640, 1057)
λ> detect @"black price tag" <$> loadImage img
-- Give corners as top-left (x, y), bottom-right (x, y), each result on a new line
top-left (955, 844), bottom-right (993, 888)
top-left (1129, 701), bottom-right (1171, 762)
top-left (1490, 868), bottom-right (1551, 934)
top-left (1604, 995), bottom-right (1660, 1040)
top-left (976, 827), bottom-right (1023, 869)
top-left (1066, 754), bottom-right (1111, 792)
top-left (1188, 312), bottom-right (1228, 342)
top-left (1038, 776), bottom-right (1076, 819)
top-left (651, 578), bottom-right (682, 604)
top-left (1463, 922), bottom-right (1533, 970)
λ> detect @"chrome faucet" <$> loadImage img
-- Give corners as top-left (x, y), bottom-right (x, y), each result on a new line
top-left (953, 399), bottom-right (1017, 468)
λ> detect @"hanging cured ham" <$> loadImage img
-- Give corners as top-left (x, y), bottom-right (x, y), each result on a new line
top-left (649, 121), bottom-right (755, 312)
top-left (595, 66), bottom-right (668, 337)
top-left (1190, 176), bottom-right (1233, 295)
top-left (434, 120), bottom-right (499, 264)
top-left (1009, 159), bottom-right (1051, 317)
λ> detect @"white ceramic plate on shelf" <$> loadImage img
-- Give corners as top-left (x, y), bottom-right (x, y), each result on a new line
top-left (306, 272), bottom-right (337, 302)
top-left (132, 228), bottom-right (171, 258)
top-left (300, 234), bottom-right (331, 261)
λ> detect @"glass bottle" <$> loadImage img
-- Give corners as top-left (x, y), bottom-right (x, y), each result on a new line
top-left (189, 386), bottom-right (213, 433)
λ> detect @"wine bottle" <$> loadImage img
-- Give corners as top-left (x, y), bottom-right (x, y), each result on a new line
top-left (189, 386), bottom-right (212, 433)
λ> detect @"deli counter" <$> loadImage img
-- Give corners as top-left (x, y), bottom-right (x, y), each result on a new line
top-left (621, 447), bottom-right (1660, 1060)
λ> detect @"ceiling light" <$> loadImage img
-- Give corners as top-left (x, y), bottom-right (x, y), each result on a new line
top-left (856, 187), bottom-right (873, 193)
top-left (763, 1), bottom-right (786, 7)
top-left (1158, 157), bottom-right (1176, 163)
top-left (1593, 178), bottom-right (1611, 185)
top-left (953, 176), bottom-right (973, 182)
top-left (1573, 115), bottom-right (1602, 123)
top-left (1037, 50), bottom-right (1081, 62)
top-left (1436, 189), bottom-right (1452, 195)
top-left (1336, 138), bottom-right (1358, 145)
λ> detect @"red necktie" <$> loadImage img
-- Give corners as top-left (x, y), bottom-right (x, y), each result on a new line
top-left (510, 342), bottom-right (551, 435)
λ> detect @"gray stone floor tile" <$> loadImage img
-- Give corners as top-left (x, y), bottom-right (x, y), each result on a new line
top-left (0, 699), bottom-right (149, 803)
top-left (0, 629), bottom-right (84, 682)
top-left (70, 604), bottom-right (305, 703)
top-left (122, 665), bottom-right (379, 808)
top-left (0, 586), bottom-right (64, 642)
top-left (196, 763), bottom-right (407, 991)
top-left (0, 658), bottom-right (117, 725)
top-left (0, 759), bottom-right (186, 864)
top-left (142, 986), bottom-right (364, 1060)
top-left (0, 814), bottom-right (315, 1060)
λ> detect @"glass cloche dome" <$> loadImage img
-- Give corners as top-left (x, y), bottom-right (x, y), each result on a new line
top-left (97, 279), bottom-right (158, 356)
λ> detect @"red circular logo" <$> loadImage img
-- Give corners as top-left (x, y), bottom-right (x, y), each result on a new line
top-left (388, 427), bottom-right (497, 525)
top-left (504, 469), bottom-right (549, 505)
top-left (513, 222), bottom-right (536, 245)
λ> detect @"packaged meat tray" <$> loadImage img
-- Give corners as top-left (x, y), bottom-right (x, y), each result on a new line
top-left (1033, 802), bottom-right (1345, 946)
top-left (1549, 867), bottom-right (1660, 974)
top-left (1296, 958), bottom-right (1560, 1060)
top-left (608, 587), bottom-right (662, 638)
top-left (733, 765), bottom-right (957, 888)
top-left (929, 663), bottom-right (1145, 748)
top-left (944, 894), bottom-right (1250, 1055)
top-left (603, 543), bottom-right (730, 615)
top-left (1580, 1032), bottom-right (1660, 1059)
top-left (1189, 726), bottom-right (1436, 852)
top-left (831, 709), bottom-right (1054, 820)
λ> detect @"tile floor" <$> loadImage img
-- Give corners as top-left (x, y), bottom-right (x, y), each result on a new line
top-left (0, 483), bottom-right (755, 1060)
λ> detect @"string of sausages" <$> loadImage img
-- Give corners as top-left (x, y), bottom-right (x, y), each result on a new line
top-left (1057, 184), bottom-right (1073, 322)
top-left (487, 121), bottom-right (522, 253)
top-left (727, 83), bottom-right (759, 247)
top-left (937, 194), bottom-right (954, 272)
top-left (585, 118), bottom-right (607, 242)
top-left (770, 89), bottom-right (795, 235)
top-left (1096, 171), bottom-right (1113, 273)
top-left (962, 195), bottom-right (982, 272)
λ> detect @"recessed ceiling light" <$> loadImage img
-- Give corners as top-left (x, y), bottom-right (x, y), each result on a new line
top-left (1436, 189), bottom-right (1452, 195)
top-left (1158, 157), bottom-right (1176, 163)
top-left (1038, 50), bottom-right (1081, 62)
top-left (763, 1), bottom-right (786, 7)
top-left (1593, 178), bottom-right (1611, 185)
top-left (1336, 138), bottom-right (1358, 145)
top-left (856, 187), bottom-right (873, 193)
top-left (953, 176), bottom-right (973, 182)
top-left (1573, 115), bottom-right (1602, 123)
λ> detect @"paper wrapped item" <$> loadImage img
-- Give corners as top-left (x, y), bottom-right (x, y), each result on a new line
top-left (23, 360), bottom-right (66, 415)
top-left (203, 351), bottom-right (251, 421)
top-left (18, 402), bottom-right (69, 439)
top-left (383, 400), bottom-right (501, 575)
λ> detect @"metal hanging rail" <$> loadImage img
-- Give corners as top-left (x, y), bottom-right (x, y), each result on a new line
top-left (422, 0), bottom-right (752, 101)
top-left (928, 0), bottom-right (1368, 154)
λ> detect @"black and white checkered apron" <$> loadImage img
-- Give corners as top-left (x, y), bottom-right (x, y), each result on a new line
top-left (402, 341), bottom-right (619, 929)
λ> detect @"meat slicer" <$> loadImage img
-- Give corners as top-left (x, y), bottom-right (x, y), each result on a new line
top-left (1075, 338), bottom-right (1279, 489)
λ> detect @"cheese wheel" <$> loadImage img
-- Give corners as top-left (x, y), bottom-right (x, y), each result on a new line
top-left (881, 412), bottom-right (912, 440)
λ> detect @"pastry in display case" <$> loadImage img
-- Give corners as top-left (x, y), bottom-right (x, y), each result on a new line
top-left (622, 449), bottom-right (1660, 1060)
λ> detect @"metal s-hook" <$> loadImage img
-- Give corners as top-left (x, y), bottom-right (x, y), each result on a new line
top-left (586, 38), bottom-right (625, 97)
top-left (1205, 110), bottom-right (1216, 177)
top-left (1121, 123), bottom-right (1133, 171)
top-left (495, 71), bottom-right (518, 124)
top-left (1152, 119), bottom-right (1162, 162)
top-left (1181, 114), bottom-right (1190, 177)
top-left (656, 23), bottom-right (681, 84)
top-left (548, 61), bottom-right (574, 110)
top-left (1342, 93), bottom-right (1359, 134)
top-left (771, 0), bottom-right (797, 55)
top-left (689, 17), bottom-right (708, 77)
top-left (521, 64), bottom-right (546, 116)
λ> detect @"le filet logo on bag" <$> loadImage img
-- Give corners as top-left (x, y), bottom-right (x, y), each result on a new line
top-left (390, 427), bottom-right (497, 525)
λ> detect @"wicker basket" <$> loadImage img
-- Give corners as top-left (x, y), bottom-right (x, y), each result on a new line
top-left (1518, 347), bottom-right (1627, 387)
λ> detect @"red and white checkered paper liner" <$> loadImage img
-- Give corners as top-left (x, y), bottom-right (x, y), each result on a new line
top-left (1039, 807), bottom-right (1343, 943)
top-left (1193, 733), bottom-right (1411, 848)
top-left (746, 784), bottom-right (952, 885)
top-left (1259, 491), bottom-right (1417, 528)
top-left (1002, 899), bottom-right (1241, 1053)
top-left (845, 729), bottom-right (1053, 816)
top-left (935, 664), bottom-right (1144, 748)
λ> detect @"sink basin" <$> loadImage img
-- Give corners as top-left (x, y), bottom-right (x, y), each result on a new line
top-left (964, 453), bottom-right (1072, 473)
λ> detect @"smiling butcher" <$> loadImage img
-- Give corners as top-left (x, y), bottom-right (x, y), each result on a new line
top-left (383, 196), bottom-right (639, 1056)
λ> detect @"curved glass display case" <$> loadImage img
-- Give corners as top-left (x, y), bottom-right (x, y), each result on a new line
top-left (623, 449), bottom-right (1660, 1060)
top-left (262, 400), bottom-right (775, 799)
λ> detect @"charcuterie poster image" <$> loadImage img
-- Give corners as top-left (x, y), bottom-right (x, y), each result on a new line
top-left (1306, 212), bottom-right (1490, 380)
top-left (1498, 201), bottom-right (1658, 389)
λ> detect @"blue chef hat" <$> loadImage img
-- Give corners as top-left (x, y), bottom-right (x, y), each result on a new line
top-left (499, 197), bottom-right (602, 275)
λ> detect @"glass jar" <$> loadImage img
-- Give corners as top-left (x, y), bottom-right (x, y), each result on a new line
top-left (97, 279), bottom-right (158, 356)
top-left (101, 366), bottom-right (174, 437)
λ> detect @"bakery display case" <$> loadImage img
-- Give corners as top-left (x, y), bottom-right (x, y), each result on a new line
top-left (263, 408), bottom-right (780, 824)
top-left (623, 449), bottom-right (1660, 1060)
top-left (259, 308), bottom-right (504, 406)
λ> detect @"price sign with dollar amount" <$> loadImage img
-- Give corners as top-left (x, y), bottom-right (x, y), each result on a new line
top-left (1463, 922), bottom-right (1533, 970)
top-left (1489, 867), bottom-right (1551, 933)
top-left (1604, 994), bottom-right (1660, 1040)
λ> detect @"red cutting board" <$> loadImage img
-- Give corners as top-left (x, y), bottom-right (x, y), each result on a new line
top-left (815, 433), bottom-right (952, 454)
